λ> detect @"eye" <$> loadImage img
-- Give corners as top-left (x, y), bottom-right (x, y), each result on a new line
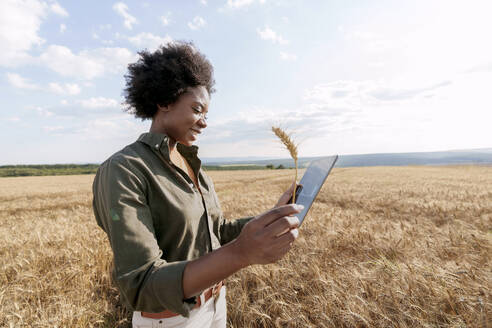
top-left (192, 106), bottom-right (208, 120)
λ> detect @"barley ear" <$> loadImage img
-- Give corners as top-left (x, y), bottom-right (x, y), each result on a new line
top-left (271, 126), bottom-right (299, 203)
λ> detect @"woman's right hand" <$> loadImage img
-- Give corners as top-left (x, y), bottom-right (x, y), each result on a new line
top-left (182, 204), bottom-right (303, 298)
top-left (232, 204), bottom-right (303, 266)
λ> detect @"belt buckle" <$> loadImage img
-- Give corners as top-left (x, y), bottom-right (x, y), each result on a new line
top-left (212, 283), bottom-right (220, 299)
top-left (212, 282), bottom-right (221, 309)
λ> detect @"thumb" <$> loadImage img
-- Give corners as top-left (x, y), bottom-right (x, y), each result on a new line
top-left (275, 181), bottom-right (297, 207)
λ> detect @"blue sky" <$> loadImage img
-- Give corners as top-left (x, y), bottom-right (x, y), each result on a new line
top-left (1, 0), bottom-right (491, 164)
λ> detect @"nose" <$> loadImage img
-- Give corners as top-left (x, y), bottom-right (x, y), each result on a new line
top-left (197, 116), bottom-right (207, 128)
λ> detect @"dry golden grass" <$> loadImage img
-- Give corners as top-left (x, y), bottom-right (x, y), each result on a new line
top-left (0, 166), bottom-right (490, 327)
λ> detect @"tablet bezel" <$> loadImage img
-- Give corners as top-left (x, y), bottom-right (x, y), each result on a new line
top-left (294, 155), bottom-right (338, 225)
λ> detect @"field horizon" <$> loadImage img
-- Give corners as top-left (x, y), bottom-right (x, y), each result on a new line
top-left (2, 146), bottom-right (492, 170)
top-left (0, 166), bottom-right (490, 327)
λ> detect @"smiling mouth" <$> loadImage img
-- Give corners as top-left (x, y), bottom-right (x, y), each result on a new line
top-left (190, 129), bottom-right (201, 134)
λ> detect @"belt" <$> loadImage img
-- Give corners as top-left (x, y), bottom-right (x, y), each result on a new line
top-left (141, 281), bottom-right (223, 319)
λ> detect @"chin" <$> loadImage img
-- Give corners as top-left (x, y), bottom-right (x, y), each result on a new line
top-left (180, 139), bottom-right (195, 147)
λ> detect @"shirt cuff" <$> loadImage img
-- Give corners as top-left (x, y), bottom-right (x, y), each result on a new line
top-left (220, 216), bottom-right (254, 245)
top-left (148, 260), bottom-right (196, 317)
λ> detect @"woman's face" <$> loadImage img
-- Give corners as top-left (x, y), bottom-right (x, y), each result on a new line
top-left (156, 85), bottom-right (210, 147)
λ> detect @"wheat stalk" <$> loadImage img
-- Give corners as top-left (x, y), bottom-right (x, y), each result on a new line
top-left (272, 126), bottom-right (298, 203)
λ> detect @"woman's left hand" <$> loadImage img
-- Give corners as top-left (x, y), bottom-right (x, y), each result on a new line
top-left (275, 181), bottom-right (298, 207)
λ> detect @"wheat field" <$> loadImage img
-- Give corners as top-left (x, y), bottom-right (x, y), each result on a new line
top-left (0, 166), bottom-right (490, 327)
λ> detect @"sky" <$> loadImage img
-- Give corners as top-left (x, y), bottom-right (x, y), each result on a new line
top-left (1, 0), bottom-right (491, 165)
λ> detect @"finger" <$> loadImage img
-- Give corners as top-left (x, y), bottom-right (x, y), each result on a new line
top-left (286, 181), bottom-right (297, 195)
top-left (275, 228), bottom-right (299, 247)
top-left (275, 182), bottom-right (297, 206)
top-left (256, 204), bottom-right (304, 227)
top-left (264, 216), bottom-right (300, 237)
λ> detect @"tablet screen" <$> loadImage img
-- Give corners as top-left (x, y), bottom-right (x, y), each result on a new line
top-left (294, 155), bottom-right (338, 225)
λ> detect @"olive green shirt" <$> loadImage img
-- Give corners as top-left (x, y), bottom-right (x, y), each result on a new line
top-left (92, 132), bottom-right (252, 317)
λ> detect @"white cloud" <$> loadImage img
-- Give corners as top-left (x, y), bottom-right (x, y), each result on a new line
top-left (465, 61), bottom-right (492, 74)
top-left (50, 2), bottom-right (68, 17)
top-left (28, 106), bottom-right (54, 117)
top-left (7, 72), bottom-right (82, 95)
top-left (345, 29), bottom-right (395, 54)
top-left (127, 32), bottom-right (172, 52)
top-left (72, 115), bottom-right (147, 141)
top-left (200, 0), bottom-right (207, 5)
top-left (257, 26), bottom-right (288, 45)
top-left (113, 2), bottom-right (137, 30)
top-left (59, 23), bottom-right (66, 33)
top-left (39, 45), bottom-right (138, 80)
top-left (99, 24), bottom-right (112, 30)
top-left (161, 16), bottom-right (169, 26)
top-left (0, 0), bottom-right (46, 66)
top-left (6, 73), bottom-right (39, 90)
top-left (339, 2), bottom-right (492, 84)
top-left (199, 76), bottom-right (465, 157)
top-left (226, 0), bottom-right (255, 9)
top-left (302, 80), bottom-right (451, 109)
top-left (48, 82), bottom-right (81, 95)
top-left (161, 12), bottom-right (171, 26)
top-left (304, 80), bottom-right (376, 109)
top-left (79, 97), bottom-right (120, 109)
top-left (43, 125), bottom-right (64, 132)
top-left (199, 104), bottom-right (352, 158)
top-left (103, 40), bottom-right (115, 46)
top-left (280, 51), bottom-right (296, 61)
top-left (6, 117), bottom-right (21, 122)
top-left (188, 16), bottom-right (206, 30)
top-left (223, 0), bottom-right (267, 10)
top-left (39, 45), bottom-right (101, 79)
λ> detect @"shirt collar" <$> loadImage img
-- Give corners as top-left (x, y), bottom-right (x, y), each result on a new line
top-left (137, 132), bottom-right (200, 164)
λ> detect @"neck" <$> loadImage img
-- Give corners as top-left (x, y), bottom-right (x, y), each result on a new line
top-left (167, 138), bottom-right (178, 153)
top-left (149, 120), bottom-right (178, 152)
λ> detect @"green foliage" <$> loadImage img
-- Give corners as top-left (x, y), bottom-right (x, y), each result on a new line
top-left (0, 164), bottom-right (270, 177)
top-left (276, 164), bottom-right (285, 169)
top-left (0, 164), bottom-right (99, 177)
top-left (266, 164), bottom-right (274, 169)
top-left (203, 165), bottom-right (268, 171)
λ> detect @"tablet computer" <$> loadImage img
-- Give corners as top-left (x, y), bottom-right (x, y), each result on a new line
top-left (290, 155), bottom-right (338, 225)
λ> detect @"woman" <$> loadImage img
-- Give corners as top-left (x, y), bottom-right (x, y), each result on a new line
top-left (92, 41), bottom-right (302, 328)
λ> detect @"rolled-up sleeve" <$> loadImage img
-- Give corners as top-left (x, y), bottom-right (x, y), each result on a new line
top-left (92, 158), bottom-right (196, 317)
top-left (219, 215), bottom-right (253, 245)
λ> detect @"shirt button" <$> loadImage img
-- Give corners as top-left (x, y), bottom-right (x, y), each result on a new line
top-left (155, 144), bottom-right (159, 149)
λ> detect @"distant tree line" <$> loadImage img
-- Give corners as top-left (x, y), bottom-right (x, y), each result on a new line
top-left (0, 163), bottom-right (290, 177)
top-left (265, 164), bottom-right (286, 169)
top-left (0, 164), bottom-right (99, 177)
top-left (204, 164), bottom-right (288, 171)
top-left (205, 164), bottom-right (287, 171)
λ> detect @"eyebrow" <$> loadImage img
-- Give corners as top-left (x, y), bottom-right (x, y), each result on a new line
top-left (193, 101), bottom-right (207, 112)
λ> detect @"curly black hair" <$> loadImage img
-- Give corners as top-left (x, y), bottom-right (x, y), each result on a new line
top-left (123, 41), bottom-right (215, 119)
